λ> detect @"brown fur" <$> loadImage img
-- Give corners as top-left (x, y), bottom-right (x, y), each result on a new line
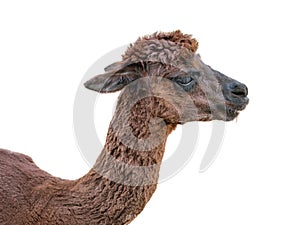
top-left (131, 30), bottom-right (199, 53)
top-left (0, 30), bottom-right (248, 224)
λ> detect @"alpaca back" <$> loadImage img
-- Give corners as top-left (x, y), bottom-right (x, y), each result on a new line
top-left (0, 149), bottom-right (50, 223)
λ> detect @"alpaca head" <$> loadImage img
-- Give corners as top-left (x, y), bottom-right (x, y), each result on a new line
top-left (85, 31), bottom-right (249, 124)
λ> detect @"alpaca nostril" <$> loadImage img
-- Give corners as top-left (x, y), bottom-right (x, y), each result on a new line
top-left (230, 82), bottom-right (248, 97)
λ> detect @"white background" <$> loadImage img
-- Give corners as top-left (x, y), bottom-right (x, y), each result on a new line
top-left (0, 1), bottom-right (299, 224)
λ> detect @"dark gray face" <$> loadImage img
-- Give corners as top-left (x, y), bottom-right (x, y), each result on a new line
top-left (154, 54), bottom-right (249, 122)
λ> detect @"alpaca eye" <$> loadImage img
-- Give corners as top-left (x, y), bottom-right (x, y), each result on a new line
top-left (172, 76), bottom-right (195, 92)
top-left (175, 76), bottom-right (194, 86)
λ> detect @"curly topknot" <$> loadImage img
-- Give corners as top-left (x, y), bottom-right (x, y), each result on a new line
top-left (143, 30), bottom-right (199, 53)
top-left (121, 30), bottom-right (199, 66)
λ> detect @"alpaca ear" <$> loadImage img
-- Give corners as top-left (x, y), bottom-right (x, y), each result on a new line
top-left (104, 61), bottom-right (124, 72)
top-left (84, 62), bottom-right (139, 93)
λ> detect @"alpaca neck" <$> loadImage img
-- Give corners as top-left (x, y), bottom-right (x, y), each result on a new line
top-left (92, 95), bottom-right (178, 182)
top-left (72, 96), bottom-right (177, 223)
top-left (31, 95), bottom-right (178, 224)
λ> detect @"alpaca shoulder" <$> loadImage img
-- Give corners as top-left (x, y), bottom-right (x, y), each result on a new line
top-left (0, 148), bottom-right (53, 188)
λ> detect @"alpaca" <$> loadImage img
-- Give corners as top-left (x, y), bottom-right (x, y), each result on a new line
top-left (0, 30), bottom-right (249, 225)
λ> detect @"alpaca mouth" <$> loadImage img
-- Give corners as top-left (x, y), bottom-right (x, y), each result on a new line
top-left (225, 100), bottom-right (248, 121)
top-left (226, 106), bottom-right (240, 121)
